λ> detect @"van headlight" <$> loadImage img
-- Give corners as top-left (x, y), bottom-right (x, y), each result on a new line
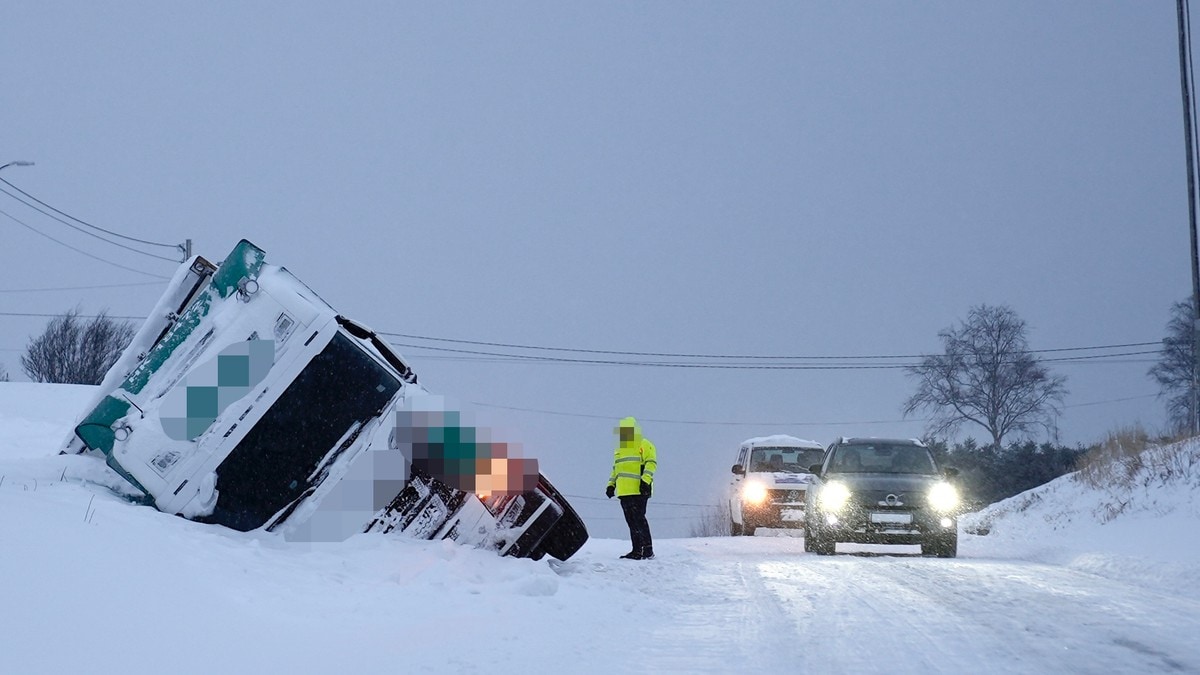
top-left (742, 481), bottom-right (769, 505)
top-left (927, 482), bottom-right (960, 513)
top-left (818, 481), bottom-right (851, 512)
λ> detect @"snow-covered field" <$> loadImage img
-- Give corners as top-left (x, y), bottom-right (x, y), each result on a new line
top-left (2, 382), bottom-right (1198, 674)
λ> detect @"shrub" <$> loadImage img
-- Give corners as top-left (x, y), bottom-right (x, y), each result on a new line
top-left (20, 308), bottom-right (135, 385)
top-left (689, 505), bottom-right (732, 537)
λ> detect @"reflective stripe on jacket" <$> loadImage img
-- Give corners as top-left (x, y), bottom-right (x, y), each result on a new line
top-left (608, 416), bottom-right (657, 497)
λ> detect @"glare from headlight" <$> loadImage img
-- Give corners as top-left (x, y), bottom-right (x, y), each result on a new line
top-left (927, 482), bottom-right (960, 513)
top-left (742, 481), bottom-right (768, 505)
top-left (818, 481), bottom-right (851, 512)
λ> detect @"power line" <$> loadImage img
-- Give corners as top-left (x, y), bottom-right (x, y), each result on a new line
top-left (0, 176), bottom-right (179, 249)
top-left (389, 340), bottom-right (1161, 370)
top-left (390, 341), bottom-right (916, 369)
top-left (1041, 350), bottom-right (1161, 363)
top-left (0, 183), bottom-right (179, 263)
top-left (0, 281), bottom-right (165, 294)
top-left (0, 208), bottom-right (170, 280)
top-left (1065, 393), bottom-right (1160, 408)
top-left (0, 310), bottom-right (1166, 370)
top-left (0, 312), bottom-right (147, 320)
top-left (562, 493), bottom-right (720, 508)
top-left (468, 401), bottom-right (920, 426)
top-left (467, 393), bottom-right (1158, 427)
top-left (380, 330), bottom-right (1159, 361)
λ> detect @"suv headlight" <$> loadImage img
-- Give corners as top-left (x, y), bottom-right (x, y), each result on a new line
top-left (742, 481), bottom-right (768, 505)
top-left (927, 482), bottom-right (960, 513)
top-left (818, 481), bottom-right (851, 512)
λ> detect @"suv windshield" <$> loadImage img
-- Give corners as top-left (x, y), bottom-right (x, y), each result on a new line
top-left (827, 443), bottom-right (937, 475)
top-left (749, 447), bottom-right (825, 473)
top-left (204, 332), bottom-right (402, 530)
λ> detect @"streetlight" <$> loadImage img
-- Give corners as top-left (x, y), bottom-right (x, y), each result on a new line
top-left (0, 160), bottom-right (34, 173)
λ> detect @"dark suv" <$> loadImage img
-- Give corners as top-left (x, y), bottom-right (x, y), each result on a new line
top-left (804, 437), bottom-right (960, 557)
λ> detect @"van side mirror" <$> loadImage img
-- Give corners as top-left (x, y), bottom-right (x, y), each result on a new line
top-left (943, 467), bottom-right (959, 478)
top-left (809, 463), bottom-right (823, 475)
top-left (731, 464), bottom-right (745, 475)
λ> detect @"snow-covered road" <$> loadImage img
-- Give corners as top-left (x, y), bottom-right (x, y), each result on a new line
top-left (559, 537), bottom-right (1199, 674)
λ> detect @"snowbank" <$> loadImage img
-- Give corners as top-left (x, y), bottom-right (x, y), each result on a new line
top-left (961, 437), bottom-right (1200, 596)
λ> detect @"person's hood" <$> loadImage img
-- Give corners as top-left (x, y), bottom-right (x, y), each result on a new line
top-left (617, 416), bottom-right (643, 446)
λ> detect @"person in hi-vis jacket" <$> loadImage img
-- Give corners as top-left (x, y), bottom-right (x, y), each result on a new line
top-left (605, 416), bottom-right (657, 560)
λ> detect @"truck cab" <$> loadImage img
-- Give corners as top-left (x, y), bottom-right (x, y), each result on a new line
top-left (728, 435), bottom-right (825, 536)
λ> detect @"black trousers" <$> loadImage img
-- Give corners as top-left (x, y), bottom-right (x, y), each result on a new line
top-left (620, 494), bottom-right (653, 554)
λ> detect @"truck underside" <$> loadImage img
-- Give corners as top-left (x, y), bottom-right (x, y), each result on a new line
top-left (63, 239), bottom-right (587, 561)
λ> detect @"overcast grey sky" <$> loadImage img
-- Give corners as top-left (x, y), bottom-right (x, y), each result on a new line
top-left (0, 2), bottom-right (1191, 536)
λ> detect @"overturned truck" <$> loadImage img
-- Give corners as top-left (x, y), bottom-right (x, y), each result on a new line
top-left (63, 240), bottom-right (587, 561)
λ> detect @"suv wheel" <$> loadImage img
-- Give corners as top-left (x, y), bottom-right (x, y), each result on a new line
top-left (809, 527), bottom-right (835, 555)
top-left (922, 533), bottom-right (958, 558)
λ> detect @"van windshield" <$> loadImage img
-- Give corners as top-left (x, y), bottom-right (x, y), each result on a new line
top-left (748, 447), bottom-right (825, 473)
top-left (204, 331), bottom-right (402, 530)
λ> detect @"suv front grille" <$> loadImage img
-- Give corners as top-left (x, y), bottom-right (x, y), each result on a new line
top-left (769, 488), bottom-right (806, 505)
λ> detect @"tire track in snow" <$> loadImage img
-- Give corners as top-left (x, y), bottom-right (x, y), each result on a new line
top-left (774, 553), bottom-right (1199, 673)
top-left (881, 557), bottom-right (1200, 673)
top-left (637, 540), bottom-right (808, 672)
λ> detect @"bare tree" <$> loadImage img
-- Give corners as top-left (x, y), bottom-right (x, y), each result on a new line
top-left (1148, 296), bottom-right (1197, 435)
top-left (0, 362), bottom-right (9, 382)
top-left (20, 308), bottom-right (136, 385)
top-left (903, 304), bottom-right (1067, 449)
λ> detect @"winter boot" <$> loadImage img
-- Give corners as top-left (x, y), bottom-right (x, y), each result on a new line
top-left (619, 550), bottom-right (643, 560)
top-left (640, 546), bottom-right (654, 560)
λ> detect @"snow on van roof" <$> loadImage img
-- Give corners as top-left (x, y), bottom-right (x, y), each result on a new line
top-left (741, 434), bottom-right (823, 449)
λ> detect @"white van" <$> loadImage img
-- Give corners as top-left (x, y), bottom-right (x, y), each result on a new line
top-left (728, 435), bottom-right (825, 536)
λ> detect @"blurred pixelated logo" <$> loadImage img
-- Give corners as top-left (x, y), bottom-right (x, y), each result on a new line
top-left (393, 398), bottom-right (538, 498)
top-left (160, 338), bottom-right (275, 441)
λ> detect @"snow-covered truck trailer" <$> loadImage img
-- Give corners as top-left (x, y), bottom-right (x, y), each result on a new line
top-left (63, 239), bottom-right (587, 561)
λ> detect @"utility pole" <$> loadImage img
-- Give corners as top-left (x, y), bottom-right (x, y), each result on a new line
top-left (178, 238), bottom-right (192, 261)
top-left (1177, 0), bottom-right (1200, 436)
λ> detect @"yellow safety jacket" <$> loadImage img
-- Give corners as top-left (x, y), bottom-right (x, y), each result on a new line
top-left (608, 416), bottom-right (657, 497)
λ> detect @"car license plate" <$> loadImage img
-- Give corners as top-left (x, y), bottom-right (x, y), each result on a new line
top-left (870, 512), bottom-right (912, 525)
top-left (780, 508), bottom-right (804, 521)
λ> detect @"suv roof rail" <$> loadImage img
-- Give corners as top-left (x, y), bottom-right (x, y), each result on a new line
top-left (837, 436), bottom-right (926, 447)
